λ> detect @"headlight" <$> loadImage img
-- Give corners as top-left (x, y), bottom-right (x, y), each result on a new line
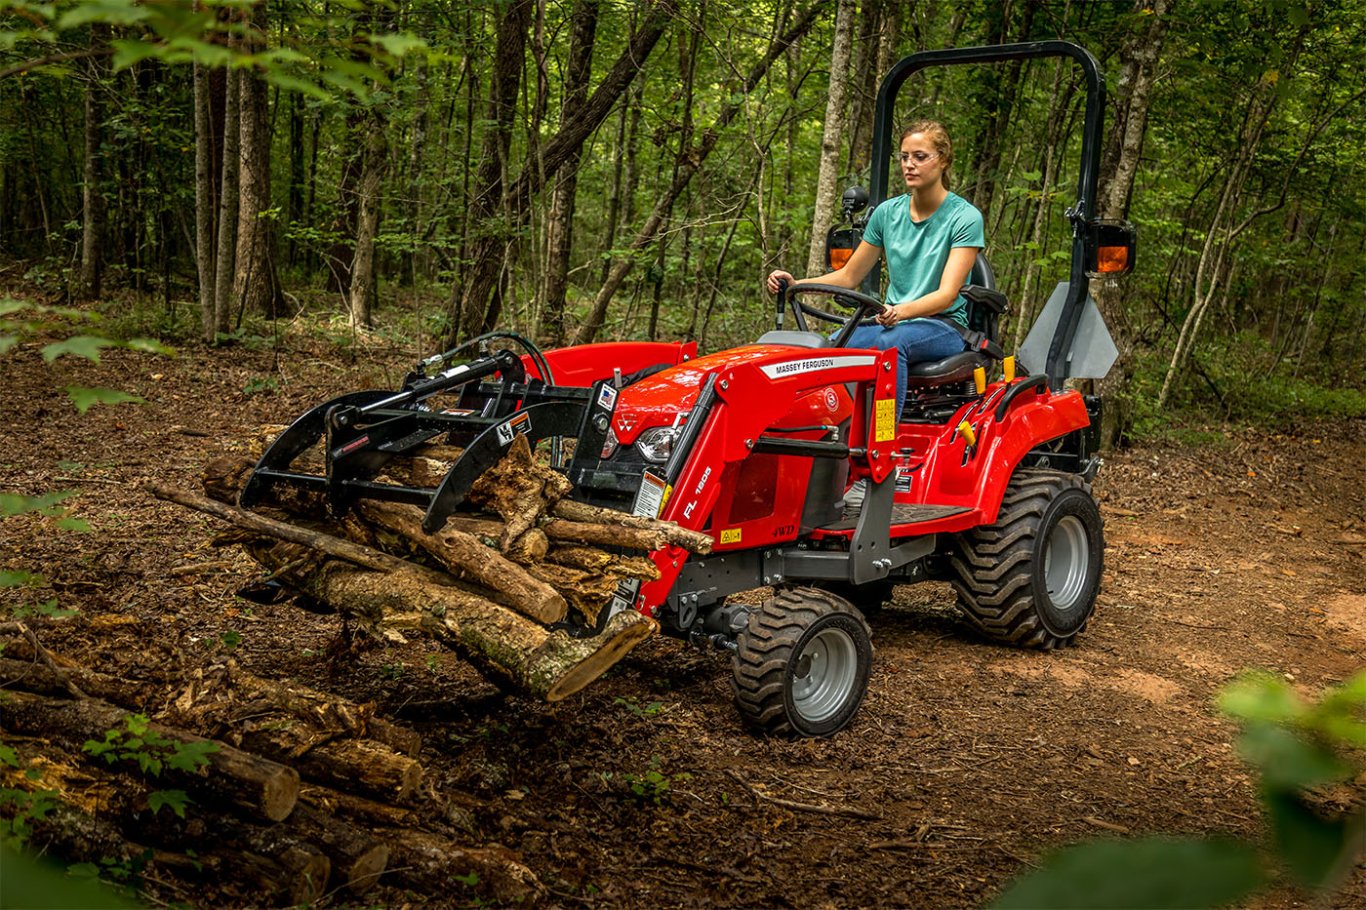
top-left (600, 427), bottom-right (619, 459)
top-left (635, 426), bottom-right (680, 463)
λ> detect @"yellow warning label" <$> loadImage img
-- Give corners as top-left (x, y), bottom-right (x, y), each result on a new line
top-left (875, 398), bottom-right (897, 442)
top-left (719, 528), bottom-right (742, 545)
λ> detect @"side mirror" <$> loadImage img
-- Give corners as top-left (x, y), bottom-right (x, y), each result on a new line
top-left (841, 185), bottom-right (870, 220)
top-left (1084, 219), bottom-right (1136, 278)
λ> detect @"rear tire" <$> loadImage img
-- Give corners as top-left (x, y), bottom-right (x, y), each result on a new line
top-left (949, 470), bottom-right (1103, 649)
top-left (733, 587), bottom-right (873, 737)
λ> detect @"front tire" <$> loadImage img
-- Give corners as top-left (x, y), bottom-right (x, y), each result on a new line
top-left (732, 588), bottom-right (873, 737)
top-left (949, 470), bottom-right (1103, 649)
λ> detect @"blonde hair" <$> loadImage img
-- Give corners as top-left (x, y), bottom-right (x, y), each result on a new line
top-left (901, 120), bottom-right (953, 190)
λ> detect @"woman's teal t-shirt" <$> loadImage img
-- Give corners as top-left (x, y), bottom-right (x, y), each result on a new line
top-left (862, 191), bottom-right (985, 327)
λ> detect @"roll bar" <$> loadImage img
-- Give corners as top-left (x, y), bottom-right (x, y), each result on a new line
top-left (868, 41), bottom-right (1107, 386)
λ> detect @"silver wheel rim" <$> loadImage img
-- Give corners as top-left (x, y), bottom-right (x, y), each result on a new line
top-left (1044, 514), bottom-right (1090, 613)
top-left (790, 626), bottom-right (858, 723)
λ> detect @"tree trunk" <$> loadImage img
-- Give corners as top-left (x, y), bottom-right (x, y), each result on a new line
top-left (1093, 0), bottom-right (1172, 442)
top-left (232, 0), bottom-right (282, 319)
top-left (348, 114), bottom-right (387, 327)
top-left (805, 0), bottom-right (855, 276)
top-left (77, 23), bottom-right (107, 300)
top-left (542, 0), bottom-right (600, 345)
top-left (195, 62), bottom-right (223, 341)
top-left (212, 66), bottom-right (242, 336)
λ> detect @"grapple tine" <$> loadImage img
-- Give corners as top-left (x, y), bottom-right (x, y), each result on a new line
top-left (240, 390), bottom-right (394, 507)
top-left (423, 400), bottom-right (590, 533)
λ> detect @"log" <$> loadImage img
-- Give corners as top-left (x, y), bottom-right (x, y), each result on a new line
top-left (233, 848), bottom-right (328, 907)
top-left (0, 656), bottom-right (157, 707)
top-left (0, 691), bottom-right (299, 822)
top-left (376, 828), bottom-right (546, 905)
top-left (249, 552), bottom-right (656, 702)
top-left (356, 499), bottom-right (568, 624)
top-left (466, 434), bottom-right (574, 549)
top-left (236, 721), bottom-right (423, 802)
top-left (284, 802), bottom-right (389, 894)
top-left (553, 498), bottom-right (714, 553)
top-left (300, 782), bottom-right (483, 835)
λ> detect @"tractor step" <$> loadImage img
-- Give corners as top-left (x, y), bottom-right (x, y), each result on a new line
top-left (821, 502), bottom-right (969, 532)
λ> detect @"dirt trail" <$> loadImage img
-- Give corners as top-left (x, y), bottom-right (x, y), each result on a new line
top-left (1, 340), bottom-right (1362, 908)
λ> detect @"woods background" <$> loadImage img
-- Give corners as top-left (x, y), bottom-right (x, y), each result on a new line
top-left (2, 0), bottom-right (1363, 442)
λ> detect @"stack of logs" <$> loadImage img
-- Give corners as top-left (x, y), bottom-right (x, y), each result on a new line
top-left (0, 646), bottom-right (541, 904)
top-left (1, 428), bottom-right (712, 904)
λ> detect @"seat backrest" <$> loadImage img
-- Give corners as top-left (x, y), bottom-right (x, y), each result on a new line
top-left (963, 255), bottom-right (1008, 345)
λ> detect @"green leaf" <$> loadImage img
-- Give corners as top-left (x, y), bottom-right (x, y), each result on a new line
top-left (54, 517), bottom-right (92, 533)
top-left (110, 38), bottom-right (163, 70)
top-left (166, 740), bottom-right (219, 774)
top-left (0, 335), bottom-right (17, 354)
top-left (0, 745), bottom-right (18, 768)
top-left (0, 570), bottom-right (43, 588)
top-left (990, 837), bottom-right (1263, 909)
top-left (148, 789), bottom-right (191, 818)
top-left (371, 32), bottom-right (427, 57)
top-left (41, 336), bottom-right (114, 363)
top-left (1264, 791), bottom-right (1355, 888)
top-left (65, 386), bottom-right (143, 414)
top-left (0, 300), bottom-right (31, 317)
top-left (1219, 672), bottom-right (1304, 724)
top-left (1236, 724), bottom-right (1348, 789)
top-left (123, 337), bottom-right (174, 356)
top-left (0, 491), bottom-right (75, 517)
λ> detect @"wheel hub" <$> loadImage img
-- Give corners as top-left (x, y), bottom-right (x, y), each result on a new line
top-left (790, 627), bottom-right (858, 724)
top-left (1044, 514), bottom-right (1090, 613)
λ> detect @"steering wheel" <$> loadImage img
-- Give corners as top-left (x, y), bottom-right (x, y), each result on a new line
top-left (777, 281), bottom-right (888, 347)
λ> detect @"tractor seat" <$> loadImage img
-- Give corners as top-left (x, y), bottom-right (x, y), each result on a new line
top-left (905, 350), bottom-right (992, 386)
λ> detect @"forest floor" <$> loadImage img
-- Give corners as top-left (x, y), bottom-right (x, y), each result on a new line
top-left (1, 327), bottom-right (1363, 909)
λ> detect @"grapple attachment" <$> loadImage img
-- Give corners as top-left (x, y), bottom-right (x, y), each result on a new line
top-left (240, 347), bottom-right (595, 532)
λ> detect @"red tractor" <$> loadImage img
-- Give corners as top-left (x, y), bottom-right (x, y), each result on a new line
top-left (244, 41), bottom-right (1134, 736)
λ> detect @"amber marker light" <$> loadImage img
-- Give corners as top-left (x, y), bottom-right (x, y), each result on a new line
top-left (1097, 245), bottom-right (1129, 273)
top-left (829, 247), bottom-right (853, 270)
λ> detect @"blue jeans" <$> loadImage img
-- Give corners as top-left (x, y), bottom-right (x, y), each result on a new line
top-left (841, 318), bottom-right (966, 419)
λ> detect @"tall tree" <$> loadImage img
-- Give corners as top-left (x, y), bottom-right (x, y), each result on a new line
top-left (232, 1), bottom-right (283, 319)
top-left (542, 0), bottom-right (600, 345)
top-left (77, 23), bottom-right (108, 300)
top-left (445, 0), bottom-right (677, 345)
top-left (805, 0), bottom-right (855, 276)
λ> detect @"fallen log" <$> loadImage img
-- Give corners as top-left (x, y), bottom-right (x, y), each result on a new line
top-left (0, 691), bottom-right (299, 822)
top-left (552, 498), bottom-right (714, 554)
top-left (0, 656), bottom-right (158, 708)
top-left (237, 721), bottom-right (422, 802)
top-left (245, 548), bottom-right (655, 702)
top-left (284, 802), bottom-right (389, 894)
top-left (356, 499), bottom-right (568, 624)
top-left (377, 828), bottom-right (546, 905)
top-left (466, 434), bottom-right (574, 549)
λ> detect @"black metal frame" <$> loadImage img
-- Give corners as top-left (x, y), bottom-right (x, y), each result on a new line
top-left (868, 40), bottom-right (1107, 387)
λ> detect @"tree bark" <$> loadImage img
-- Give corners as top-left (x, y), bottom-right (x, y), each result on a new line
top-left (542, 0), bottom-right (600, 345)
top-left (377, 828), bottom-right (546, 904)
top-left (77, 23), bottom-right (108, 300)
top-left (1093, 0), bottom-right (1173, 444)
top-left (195, 62), bottom-right (223, 341)
top-left (232, 1), bottom-right (283, 319)
top-left (0, 690), bottom-right (300, 822)
top-left (348, 113), bottom-right (387, 327)
top-left (212, 66), bottom-right (242, 336)
top-left (805, 0), bottom-right (856, 276)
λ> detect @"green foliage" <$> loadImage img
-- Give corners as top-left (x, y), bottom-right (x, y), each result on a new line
top-left (606, 755), bottom-right (692, 806)
top-left (613, 695), bottom-right (666, 718)
top-left (82, 713), bottom-right (219, 784)
top-left (992, 670), bottom-right (1366, 907)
